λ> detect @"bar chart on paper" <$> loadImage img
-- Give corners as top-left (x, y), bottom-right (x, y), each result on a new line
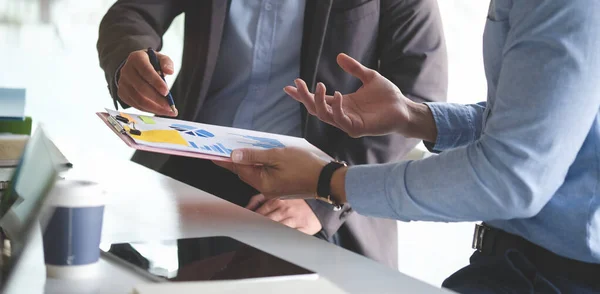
top-left (100, 109), bottom-right (330, 161)
top-left (233, 135), bottom-right (285, 149)
top-left (191, 142), bottom-right (232, 155)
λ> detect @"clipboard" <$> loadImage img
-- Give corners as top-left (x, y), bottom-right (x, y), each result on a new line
top-left (97, 111), bottom-right (331, 163)
top-left (97, 112), bottom-right (228, 162)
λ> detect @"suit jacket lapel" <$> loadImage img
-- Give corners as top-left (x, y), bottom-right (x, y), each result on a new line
top-left (300, 0), bottom-right (333, 135)
top-left (189, 0), bottom-right (228, 119)
top-left (300, 0), bottom-right (333, 88)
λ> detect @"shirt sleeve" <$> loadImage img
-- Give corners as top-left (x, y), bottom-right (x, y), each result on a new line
top-left (346, 0), bottom-right (600, 222)
top-left (97, 1), bottom-right (182, 110)
top-left (424, 102), bottom-right (486, 152)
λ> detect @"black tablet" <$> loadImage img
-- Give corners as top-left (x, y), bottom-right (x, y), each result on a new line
top-left (100, 236), bottom-right (317, 283)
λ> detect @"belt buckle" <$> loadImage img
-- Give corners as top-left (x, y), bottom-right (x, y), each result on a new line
top-left (472, 223), bottom-right (489, 252)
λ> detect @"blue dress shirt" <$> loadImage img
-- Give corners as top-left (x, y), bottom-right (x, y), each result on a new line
top-left (198, 0), bottom-right (306, 137)
top-left (346, 0), bottom-right (600, 264)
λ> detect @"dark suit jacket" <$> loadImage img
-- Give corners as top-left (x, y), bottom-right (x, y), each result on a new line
top-left (97, 0), bottom-right (447, 269)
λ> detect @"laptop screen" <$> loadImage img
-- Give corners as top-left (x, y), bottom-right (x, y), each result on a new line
top-left (0, 127), bottom-right (61, 289)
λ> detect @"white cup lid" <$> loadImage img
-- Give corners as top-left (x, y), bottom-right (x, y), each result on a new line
top-left (46, 179), bottom-right (106, 207)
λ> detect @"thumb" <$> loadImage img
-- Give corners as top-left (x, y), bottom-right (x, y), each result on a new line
top-left (245, 194), bottom-right (266, 210)
top-left (231, 149), bottom-right (274, 165)
top-left (336, 53), bottom-right (376, 83)
top-left (157, 52), bottom-right (175, 75)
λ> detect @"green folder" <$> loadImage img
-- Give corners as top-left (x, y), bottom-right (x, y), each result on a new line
top-left (0, 117), bottom-right (33, 135)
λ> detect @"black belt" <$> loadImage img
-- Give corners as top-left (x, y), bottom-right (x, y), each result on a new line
top-left (472, 223), bottom-right (600, 281)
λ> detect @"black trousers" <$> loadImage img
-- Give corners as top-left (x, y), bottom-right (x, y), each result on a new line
top-left (443, 227), bottom-right (600, 293)
top-left (443, 250), bottom-right (600, 293)
top-left (160, 155), bottom-right (258, 207)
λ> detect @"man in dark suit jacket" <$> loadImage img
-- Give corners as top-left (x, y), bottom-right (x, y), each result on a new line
top-left (97, 0), bottom-right (447, 269)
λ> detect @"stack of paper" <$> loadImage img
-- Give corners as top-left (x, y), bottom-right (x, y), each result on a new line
top-left (0, 88), bottom-right (30, 168)
top-left (0, 134), bottom-right (28, 167)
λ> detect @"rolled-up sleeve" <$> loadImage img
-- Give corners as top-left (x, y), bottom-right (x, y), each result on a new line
top-left (346, 0), bottom-right (600, 222)
top-left (424, 102), bottom-right (486, 152)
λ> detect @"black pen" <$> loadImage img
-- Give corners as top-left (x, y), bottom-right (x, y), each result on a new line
top-left (147, 48), bottom-right (178, 115)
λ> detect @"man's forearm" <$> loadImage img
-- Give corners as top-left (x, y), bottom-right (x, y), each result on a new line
top-left (330, 102), bottom-right (437, 205)
top-left (404, 101), bottom-right (438, 143)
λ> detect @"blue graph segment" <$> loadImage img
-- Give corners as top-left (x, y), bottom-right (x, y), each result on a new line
top-left (234, 135), bottom-right (285, 149)
top-left (195, 129), bottom-right (214, 138)
top-left (213, 144), bottom-right (224, 153)
top-left (217, 143), bottom-right (232, 154)
top-left (170, 124), bottom-right (195, 131)
top-left (199, 144), bottom-right (232, 155)
top-left (169, 124), bottom-right (215, 138)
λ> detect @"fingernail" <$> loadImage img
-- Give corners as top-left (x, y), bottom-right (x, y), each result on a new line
top-left (232, 150), bottom-right (243, 162)
top-left (172, 108), bottom-right (179, 116)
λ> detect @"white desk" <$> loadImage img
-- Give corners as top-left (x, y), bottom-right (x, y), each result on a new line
top-left (7, 140), bottom-right (452, 294)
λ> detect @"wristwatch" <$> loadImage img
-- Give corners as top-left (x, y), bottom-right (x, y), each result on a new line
top-left (315, 160), bottom-right (347, 211)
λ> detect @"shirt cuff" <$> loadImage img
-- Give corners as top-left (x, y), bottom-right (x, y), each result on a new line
top-left (423, 102), bottom-right (477, 152)
top-left (345, 163), bottom-right (411, 222)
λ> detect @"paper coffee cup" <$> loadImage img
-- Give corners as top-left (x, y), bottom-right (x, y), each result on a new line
top-left (42, 179), bottom-right (105, 279)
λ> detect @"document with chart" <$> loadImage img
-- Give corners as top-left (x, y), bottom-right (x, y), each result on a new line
top-left (97, 109), bottom-right (331, 162)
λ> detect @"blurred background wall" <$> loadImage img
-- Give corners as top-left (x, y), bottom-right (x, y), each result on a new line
top-left (0, 0), bottom-right (490, 287)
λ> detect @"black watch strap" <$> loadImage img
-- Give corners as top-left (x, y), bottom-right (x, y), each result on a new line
top-left (316, 161), bottom-right (347, 210)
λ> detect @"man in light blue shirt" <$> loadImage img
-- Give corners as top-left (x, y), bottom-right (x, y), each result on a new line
top-left (218, 0), bottom-right (600, 292)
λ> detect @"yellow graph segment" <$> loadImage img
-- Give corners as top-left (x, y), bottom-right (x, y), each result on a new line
top-left (125, 127), bottom-right (188, 146)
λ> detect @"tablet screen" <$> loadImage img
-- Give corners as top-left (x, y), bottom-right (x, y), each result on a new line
top-left (100, 236), bottom-right (316, 282)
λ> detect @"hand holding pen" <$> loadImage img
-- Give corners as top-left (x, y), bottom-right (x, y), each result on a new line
top-left (115, 48), bottom-right (178, 117)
